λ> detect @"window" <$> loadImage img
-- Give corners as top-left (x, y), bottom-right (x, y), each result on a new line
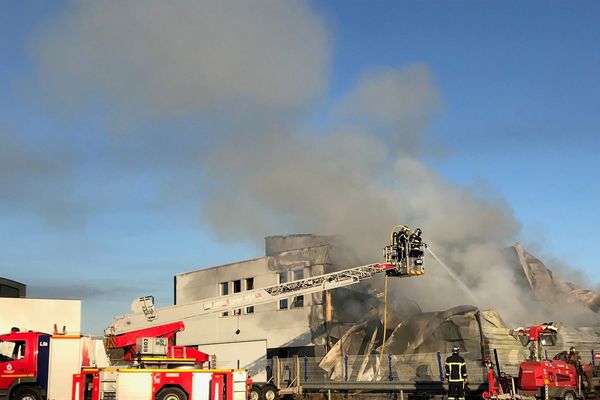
top-left (219, 282), bottom-right (229, 317)
top-left (220, 282), bottom-right (229, 296)
top-left (219, 277), bottom-right (256, 316)
top-left (245, 278), bottom-right (255, 314)
top-left (0, 341), bottom-right (25, 363)
top-left (278, 271), bottom-right (288, 284)
top-left (232, 280), bottom-right (242, 315)
top-left (292, 269), bottom-right (304, 308)
top-left (279, 298), bottom-right (288, 310)
top-left (293, 269), bottom-right (304, 281)
top-left (278, 272), bottom-right (289, 310)
top-left (292, 296), bottom-right (304, 308)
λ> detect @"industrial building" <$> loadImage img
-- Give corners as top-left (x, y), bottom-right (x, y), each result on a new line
top-left (173, 234), bottom-right (381, 378)
top-left (175, 235), bottom-right (332, 354)
top-left (0, 277), bottom-right (26, 298)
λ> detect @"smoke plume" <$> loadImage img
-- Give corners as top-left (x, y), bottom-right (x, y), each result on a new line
top-left (26, 0), bottom-right (598, 326)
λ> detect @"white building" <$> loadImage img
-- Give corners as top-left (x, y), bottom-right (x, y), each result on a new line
top-left (173, 234), bottom-right (385, 380)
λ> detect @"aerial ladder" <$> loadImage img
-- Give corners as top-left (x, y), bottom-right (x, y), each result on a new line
top-left (104, 225), bottom-right (427, 366)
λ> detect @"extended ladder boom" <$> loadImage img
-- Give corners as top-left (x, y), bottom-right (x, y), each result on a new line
top-left (106, 261), bottom-right (422, 336)
top-left (105, 225), bottom-right (426, 343)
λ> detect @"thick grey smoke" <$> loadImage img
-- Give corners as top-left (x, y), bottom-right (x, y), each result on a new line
top-left (0, 128), bottom-right (83, 227)
top-left (30, 0), bottom-right (329, 124)
top-left (27, 0), bottom-right (599, 326)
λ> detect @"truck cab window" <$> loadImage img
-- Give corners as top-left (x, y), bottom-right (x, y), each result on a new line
top-left (0, 340), bottom-right (24, 362)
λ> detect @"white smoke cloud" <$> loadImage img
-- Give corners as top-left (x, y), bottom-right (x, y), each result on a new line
top-left (335, 64), bottom-right (441, 153)
top-left (24, 0), bottom-right (599, 327)
top-left (30, 0), bottom-right (329, 122)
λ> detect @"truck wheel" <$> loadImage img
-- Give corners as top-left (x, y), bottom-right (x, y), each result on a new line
top-left (562, 390), bottom-right (577, 400)
top-left (260, 385), bottom-right (279, 400)
top-left (156, 387), bottom-right (188, 400)
top-left (11, 386), bottom-right (44, 400)
top-left (249, 385), bottom-right (262, 400)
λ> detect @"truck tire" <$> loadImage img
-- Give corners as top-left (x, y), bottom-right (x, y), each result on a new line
top-left (562, 390), bottom-right (577, 400)
top-left (11, 386), bottom-right (44, 400)
top-left (260, 385), bottom-right (279, 400)
top-left (249, 385), bottom-right (262, 400)
top-left (156, 387), bottom-right (188, 400)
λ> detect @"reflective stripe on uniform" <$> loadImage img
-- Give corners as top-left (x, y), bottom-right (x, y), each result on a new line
top-left (446, 362), bottom-right (466, 382)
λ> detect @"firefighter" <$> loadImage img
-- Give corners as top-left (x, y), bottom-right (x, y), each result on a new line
top-left (446, 346), bottom-right (468, 400)
top-left (568, 347), bottom-right (594, 393)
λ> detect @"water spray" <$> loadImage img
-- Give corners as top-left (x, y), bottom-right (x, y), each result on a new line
top-left (426, 246), bottom-right (480, 305)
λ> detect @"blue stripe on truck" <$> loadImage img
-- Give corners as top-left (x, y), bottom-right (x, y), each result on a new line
top-left (36, 335), bottom-right (51, 391)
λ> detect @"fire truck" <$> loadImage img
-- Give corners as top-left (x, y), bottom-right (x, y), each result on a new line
top-left (483, 323), bottom-right (600, 400)
top-left (0, 327), bottom-right (249, 400)
top-left (103, 225), bottom-right (427, 400)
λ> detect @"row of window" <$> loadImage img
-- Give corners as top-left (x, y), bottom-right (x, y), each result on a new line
top-left (219, 278), bottom-right (254, 316)
top-left (217, 269), bottom-right (305, 317)
top-left (277, 270), bottom-right (304, 310)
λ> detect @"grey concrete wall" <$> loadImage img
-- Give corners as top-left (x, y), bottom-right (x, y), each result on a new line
top-left (265, 234), bottom-right (334, 256)
top-left (174, 241), bottom-right (331, 350)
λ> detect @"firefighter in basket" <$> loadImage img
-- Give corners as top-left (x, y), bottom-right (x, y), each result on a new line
top-left (446, 346), bottom-right (468, 400)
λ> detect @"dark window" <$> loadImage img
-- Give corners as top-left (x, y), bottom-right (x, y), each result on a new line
top-left (245, 278), bottom-right (255, 314)
top-left (279, 298), bottom-right (288, 310)
top-left (220, 282), bottom-right (229, 296)
top-left (232, 280), bottom-right (242, 293)
top-left (219, 282), bottom-right (229, 317)
top-left (278, 271), bottom-right (288, 284)
top-left (293, 269), bottom-right (303, 281)
top-left (292, 296), bottom-right (304, 308)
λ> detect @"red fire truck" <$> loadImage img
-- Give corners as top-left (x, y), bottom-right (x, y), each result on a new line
top-left (0, 329), bottom-right (107, 400)
top-left (0, 328), bottom-right (248, 400)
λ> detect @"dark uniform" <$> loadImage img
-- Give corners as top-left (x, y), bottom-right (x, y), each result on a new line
top-left (568, 348), bottom-right (594, 393)
top-left (446, 351), bottom-right (467, 400)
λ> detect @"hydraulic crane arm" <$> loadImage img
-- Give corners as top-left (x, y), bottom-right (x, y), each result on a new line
top-left (104, 225), bottom-right (426, 359)
top-left (107, 260), bottom-right (422, 336)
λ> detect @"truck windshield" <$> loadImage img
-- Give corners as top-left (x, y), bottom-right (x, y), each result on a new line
top-left (0, 340), bottom-right (25, 362)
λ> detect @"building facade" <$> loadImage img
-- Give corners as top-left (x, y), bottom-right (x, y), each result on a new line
top-left (174, 235), bottom-right (333, 359)
top-left (0, 278), bottom-right (26, 298)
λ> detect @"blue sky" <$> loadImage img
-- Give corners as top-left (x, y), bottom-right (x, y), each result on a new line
top-left (1, 1), bottom-right (599, 334)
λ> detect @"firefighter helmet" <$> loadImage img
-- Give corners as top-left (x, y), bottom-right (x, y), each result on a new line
top-left (452, 346), bottom-right (460, 354)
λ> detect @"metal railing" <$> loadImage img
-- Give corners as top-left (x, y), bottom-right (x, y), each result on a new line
top-left (273, 352), bottom-right (487, 385)
top-left (217, 347), bottom-right (599, 393)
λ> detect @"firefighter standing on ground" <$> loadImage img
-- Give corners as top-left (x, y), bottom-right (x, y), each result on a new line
top-left (446, 346), bottom-right (468, 400)
top-left (568, 347), bottom-right (594, 393)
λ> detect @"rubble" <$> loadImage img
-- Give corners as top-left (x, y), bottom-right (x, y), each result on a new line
top-left (318, 305), bottom-right (600, 381)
